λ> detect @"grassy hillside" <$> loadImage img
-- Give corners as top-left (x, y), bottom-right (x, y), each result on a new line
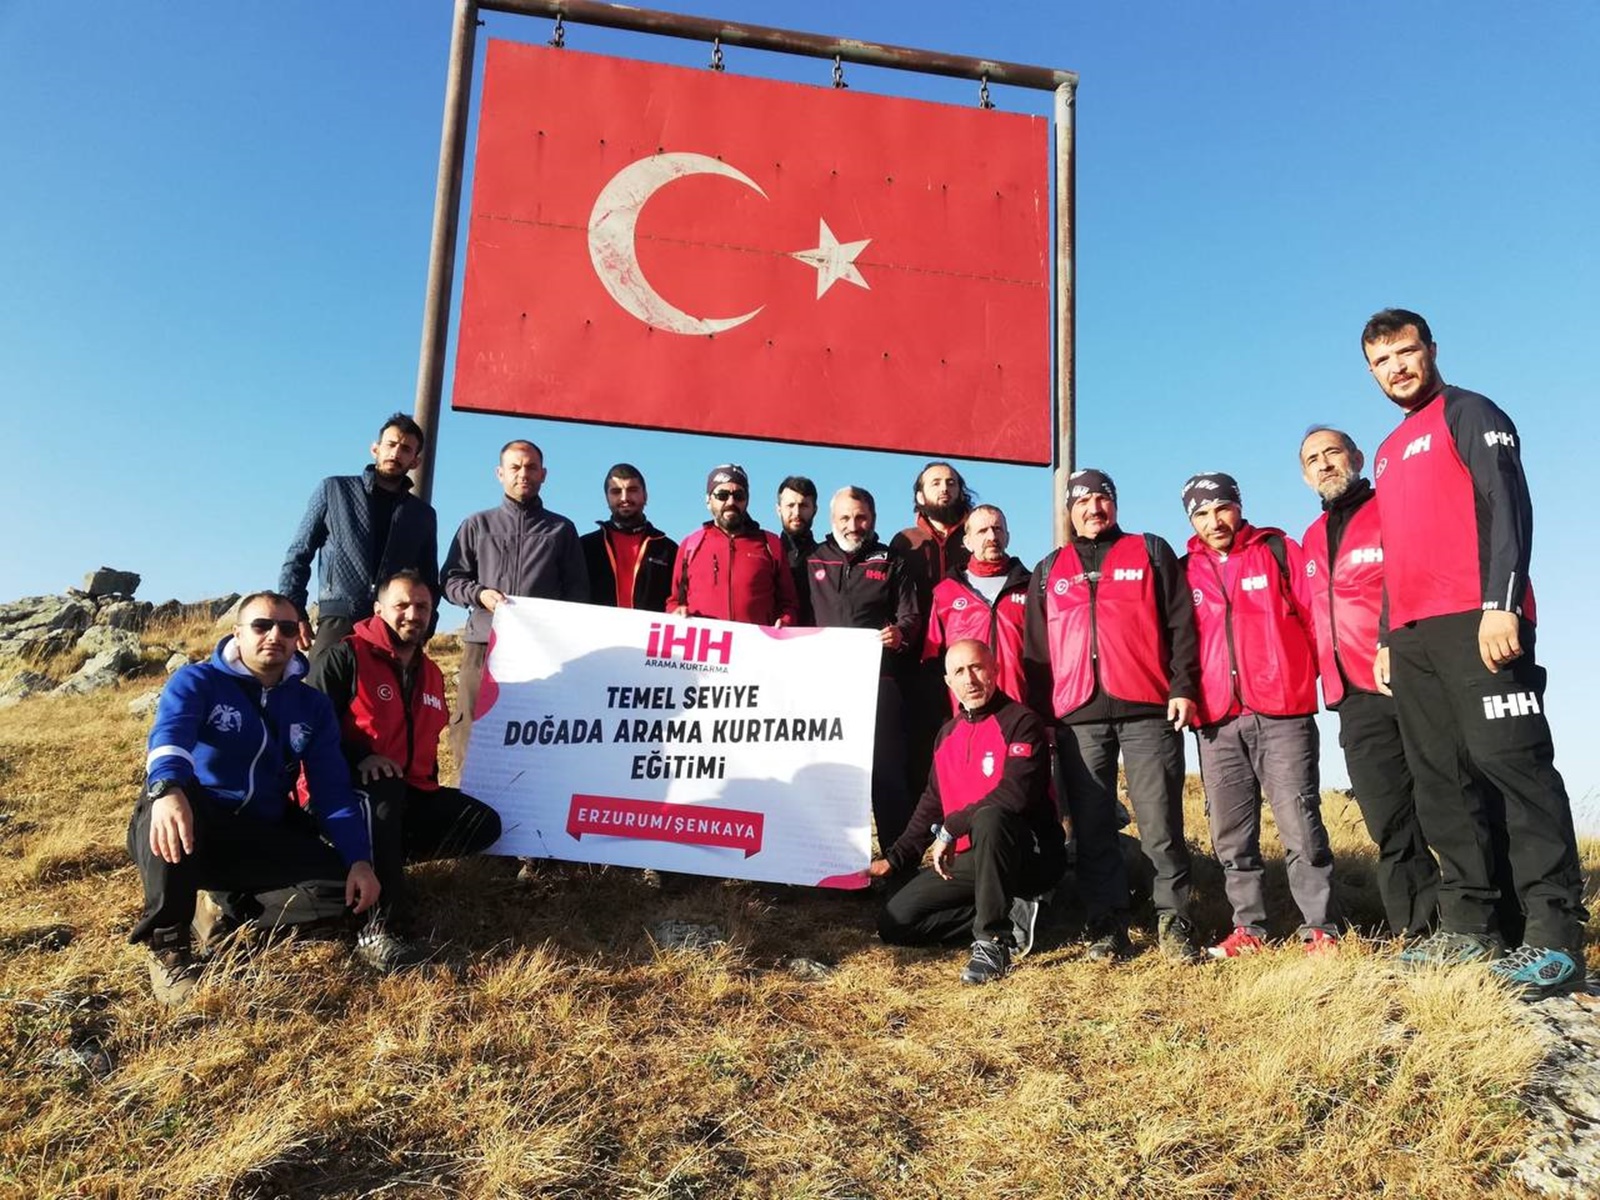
top-left (1, 614), bottom-right (1595, 1198)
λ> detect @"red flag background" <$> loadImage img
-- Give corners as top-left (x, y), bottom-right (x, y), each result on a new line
top-left (452, 40), bottom-right (1052, 465)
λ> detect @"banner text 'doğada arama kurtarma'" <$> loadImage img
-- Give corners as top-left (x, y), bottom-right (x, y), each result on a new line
top-left (461, 599), bottom-right (879, 887)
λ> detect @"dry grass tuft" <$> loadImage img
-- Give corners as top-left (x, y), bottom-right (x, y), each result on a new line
top-left (0, 632), bottom-right (1594, 1197)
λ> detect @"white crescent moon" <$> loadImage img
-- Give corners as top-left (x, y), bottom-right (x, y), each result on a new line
top-left (587, 152), bottom-right (766, 336)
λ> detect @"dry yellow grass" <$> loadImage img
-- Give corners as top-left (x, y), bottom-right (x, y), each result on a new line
top-left (1, 626), bottom-right (1595, 1198)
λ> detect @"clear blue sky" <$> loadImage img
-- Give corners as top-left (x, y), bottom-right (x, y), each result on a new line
top-left (3, 2), bottom-right (1596, 820)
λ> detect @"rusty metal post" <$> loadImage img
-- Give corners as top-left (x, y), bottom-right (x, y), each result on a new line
top-left (411, 0), bottom-right (481, 504)
top-left (1052, 80), bottom-right (1077, 547)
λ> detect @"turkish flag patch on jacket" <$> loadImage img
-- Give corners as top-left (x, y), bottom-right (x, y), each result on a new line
top-left (1008, 742), bottom-right (1035, 758)
top-left (452, 41), bottom-right (1051, 464)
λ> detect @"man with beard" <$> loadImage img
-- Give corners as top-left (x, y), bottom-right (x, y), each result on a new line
top-left (668, 464), bottom-right (798, 626)
top-left (809, 486), bottom-right (920, 850)
top-left (1181, 472), bottom-right (1341, 957)
top-left (1024, 469), bottom-right (1203, 963)
top-left (1298, 427), bottom-right (1439, 940)
top-left (1362, 308), bottom-right (1585, 996)
top-left (872, 640), bottom-right (1066, 985)
top-left (442, 440), bottom-right (588, 767)
top-left (923, 505), bottom-right (1030, 710)
top-left (892, 462), bottom-right (977, 806)
top-left (579, 463), bottom-right (677, 612)
top-left (776, 475), bottom-right (820, 625)
top-left (132, 592), bottom-right (380, 1004)
top-left (307, 570), bottom-right (502, 971)
top-left (280, 414), bottom-right (438, 665)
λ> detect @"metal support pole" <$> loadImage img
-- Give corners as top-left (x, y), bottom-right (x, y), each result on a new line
top-left (1052, 81), bottom-right (1077, 547)
top-left (411, 0), bottom-right (481, 504)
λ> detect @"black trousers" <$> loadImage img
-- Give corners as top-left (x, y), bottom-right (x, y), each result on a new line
top-left (878, 806), bottom-right (1066, 945)
top-left (1387, 612), bottom-right (1586, 953)
top-left (1336, 690), bottom-right (1440, 938)
top-left (365, 778), bottom-right (502, 923)
top-left (308, 613), bottom-right (356, 668)
top-left (126, 790), bottom-right (349, 944)
top-left (1057, 715), bottom-right (1191, 925)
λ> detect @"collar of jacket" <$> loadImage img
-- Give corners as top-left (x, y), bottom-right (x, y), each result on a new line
top-left (1069, 523), bottom-right (1124, 548)
top-left (500, 494), bottom-right (547, 517)
top-left (825, 533), bottom-right (885, 561)
top-left (596, 517), bottom-right (662, 536)
top-left (916, 511), bottom-right (966, 543)
top-left (362, 464), bottom-right (415, 495)
top-left (956, 692), bottom-right (1012, 723)
top-left (213, 635), bottom-right (308, 686)
top-left (1321, 476), bottom-right (1373, 515)
top-left (353, 612), bottom-right (425, 669)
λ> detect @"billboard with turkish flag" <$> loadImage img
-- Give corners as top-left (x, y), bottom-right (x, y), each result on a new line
top-left (451, 40), bottom-right (1052, 465)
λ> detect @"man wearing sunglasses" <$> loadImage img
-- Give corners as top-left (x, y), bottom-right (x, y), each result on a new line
top-left (667, 465), bottom-right (798, 627)
top-left (130, 592), bottom-right (380, 1005)
top-left (280, 413), bottom-right (439, 666)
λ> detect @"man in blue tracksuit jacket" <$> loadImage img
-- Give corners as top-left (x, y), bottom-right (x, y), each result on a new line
top-left (130, 591), bottom-right (380, 1004)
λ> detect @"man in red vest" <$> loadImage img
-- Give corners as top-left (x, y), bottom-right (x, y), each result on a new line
top-left (1299, 427), bottom-right (1439, 940)
top-left (871, 639), bottom-right (1066, 985)
top-left (1181, 472), bottom-right (1340, 957)
top-left (308, 570), bottom-right (502, 971)
top-left (923, 504), bottom-right (1030, 710)
top-left (1024, 469), bottom-right (1203, 963)
top-left (1363, 308), bottom-right (1585, 996)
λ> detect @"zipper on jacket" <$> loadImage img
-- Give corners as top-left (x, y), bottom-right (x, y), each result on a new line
top-left (396, 659), bottom-right (417, 777)
top-left (1206, 557), bottom-right (1244, 708)
top-left (245, 688), bottom-right (272, 813)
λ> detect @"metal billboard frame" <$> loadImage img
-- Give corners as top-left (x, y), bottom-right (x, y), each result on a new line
top-left (412, 0), bottom-right (1079, 545)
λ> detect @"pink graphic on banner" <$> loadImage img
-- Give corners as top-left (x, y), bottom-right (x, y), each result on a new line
top-left (567, 794), bottom-right (765, 857)
top-left (473, 629), bottom-right (500, 719)
top-left (813, 870), bottom-right (871, 891)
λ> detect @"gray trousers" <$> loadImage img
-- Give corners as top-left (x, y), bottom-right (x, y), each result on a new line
top-left (1057, 716), bottom-right (1191, 924)
top-left (1196, 713), bottom-right (1339, 937)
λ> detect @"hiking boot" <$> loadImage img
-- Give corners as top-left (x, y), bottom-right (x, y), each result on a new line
top-left (147, 926), bottom-right (202, 1007)
top-left (1397, 929), bottom-right (1504, 970)
top-left (1303, 929), bottom-right (1340, 956)
top-left (1085, 919), bottom-right (1133, 963)
top-left (1488, 946), bottom-right (1586, 999)
top-left (1010, 896), bottom-right (1042, 959)
top-left (1157, 913), bottom-right (1204, 964)
top-left (1208, 927), bottom-right (1266, 959)
top-left (960, 938), bottom-right (1012, 985)
top-left (355, 919), bottom-right (427, 973)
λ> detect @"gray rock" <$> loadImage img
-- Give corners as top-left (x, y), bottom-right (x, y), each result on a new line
top-left (148, 600), bottom-right (182, 625)
top-left (650, 920), bottom-right (727, 951)
top-left (47, 1041), bottom-right (114, 1081)
top-left (82, 568), bottom-right (140, 598)
top-left (99, 600), bottom-right (153, 631)
top-left (783, 957), bottom-right (835, 981)
top-left (127, 690), bottom-right (163, 717)
top-left (1513, 986), bottom-right (1600, 1198)
top-left (74, 625), bottom-right (142, 660)
top-left (58, 628), bottom-right (142, 694)
top-left (0, 670), bottom-right (53, 708)
top-left (165, 652), bottom-right (191, 674)
top-left (213, 596), bottom-right (245, 627)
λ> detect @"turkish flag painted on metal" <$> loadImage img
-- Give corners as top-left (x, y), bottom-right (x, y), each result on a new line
top-left (451, 40), bottom-right (1052, 465)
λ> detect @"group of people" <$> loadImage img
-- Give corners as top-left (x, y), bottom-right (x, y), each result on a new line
top-left (128, 307), bottom-right (1587, 1004)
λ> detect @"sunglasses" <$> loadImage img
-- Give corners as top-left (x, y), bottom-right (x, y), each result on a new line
top-left (247, 618), bottom-right (301, 638)
top-left (712, 489), bottom-right (748, 502)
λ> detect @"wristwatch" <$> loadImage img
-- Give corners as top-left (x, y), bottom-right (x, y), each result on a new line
top-left (146, 778), bottom-right (181, 801)
top-left (932, 824), bottom-right (955, 846)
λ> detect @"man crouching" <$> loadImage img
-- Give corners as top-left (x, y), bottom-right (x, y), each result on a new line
top-left (131, 592), bottom-right (380, 1005)
top-left (871, 639), bottom-right (1066, 984)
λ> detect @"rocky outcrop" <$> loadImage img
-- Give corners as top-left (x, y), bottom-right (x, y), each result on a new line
top-left (0, 574), bottom-right (239, 706)
top-left (1515, 987), bottom-right (1600, 1198)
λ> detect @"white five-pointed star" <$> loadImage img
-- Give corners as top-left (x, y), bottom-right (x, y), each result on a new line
top-left (789, 219), bottom-right (871, 298)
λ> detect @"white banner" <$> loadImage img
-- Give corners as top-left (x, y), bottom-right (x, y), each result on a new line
top-left (460, 599), bottom-right (879, 888)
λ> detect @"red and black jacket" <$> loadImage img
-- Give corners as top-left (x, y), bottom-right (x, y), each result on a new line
top-left (667, 520), bottom-right (798, 626)
top-left (1301, 480), bottom-right (1383, 709)
top-left (923, 558), bottom-right (1031, 711)
top-left (890, 514), bottom-right (970, 647)
top-left (884, 694), bottom-right (1063, 871)
top-left (1374, 385), bottom-right (1537, 629)
top-left (807, 535), bottom-right (920, 676)
top-left (580, 520), bottom-right (678, 612)
top-left (1023, 528), bottom-right (1199, 725)
top-left (1182, 522), bottom-right (1319, 726)
top-left (304, 615), bottom-right (449, 795)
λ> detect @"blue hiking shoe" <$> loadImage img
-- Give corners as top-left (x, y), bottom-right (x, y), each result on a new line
top-left (1397, 929), bottom-right (1504, 969)
top-left (1488, 946), bottom-right (1586, 999)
